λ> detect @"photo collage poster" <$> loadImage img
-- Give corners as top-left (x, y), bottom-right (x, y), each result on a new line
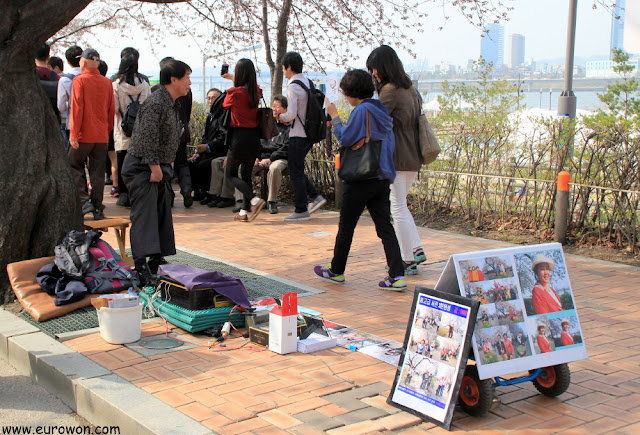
top-left (437, 242), bottom-right (588, 379)
top-left (389, 288), bottom-right (478, 429)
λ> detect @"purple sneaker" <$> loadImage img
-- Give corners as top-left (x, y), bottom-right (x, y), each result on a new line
top-left (379, 276), bottom-right (407, 291)
top-left (313, 265), bottom-right (345, 284)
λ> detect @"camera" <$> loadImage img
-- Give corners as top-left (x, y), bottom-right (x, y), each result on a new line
top-left (220, 63), bottom-right (229, 75)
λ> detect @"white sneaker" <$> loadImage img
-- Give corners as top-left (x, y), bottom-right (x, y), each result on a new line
top-left (308, 195), bottom-right (327, 214)
top-left (284, 211), bottom-right (311, 222)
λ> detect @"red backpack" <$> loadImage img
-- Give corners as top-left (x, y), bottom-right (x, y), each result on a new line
top-left (84, 240), bottom-right (140, 293)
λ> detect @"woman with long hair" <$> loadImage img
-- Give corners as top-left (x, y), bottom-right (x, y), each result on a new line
top-left (366, 45), bottom-right (426, 275)
top-left (113, 53), bottom-right (151, 207)
top-left (222, 58), bottom-right (265, 221)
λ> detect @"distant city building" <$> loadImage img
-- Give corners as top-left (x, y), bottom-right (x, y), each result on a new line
top-left (466, 59), bottom-right (475, 73)
top-left (586, 57), bottom-right (639, 78)
top-left (508, 34), bottom-right (525, 67)
top-left (437, 62), bottom-right (457, 75)
top-left (480, 23), bottom-right (504, 67)
top-left (611, 0), bottom-right (625, 57)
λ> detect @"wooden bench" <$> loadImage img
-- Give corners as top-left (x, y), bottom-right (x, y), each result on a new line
top-left (256, 165), bottom-right (289, 200)
top-left (83, 218), bottom-right (133, 266)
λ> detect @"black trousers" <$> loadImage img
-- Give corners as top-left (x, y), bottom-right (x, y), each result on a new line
top-left (288, 136), bottom-right (319, 213)
top-left (331, 178), bottom-right (404, 277)
top-left (121, 154), bottom-right (176, 260)
top-left (67, 142), bottom-right (107, 210)
top-left (225, 155), bottom-right (255, 211)
top-left (188, 154), bottom-right (215, 193)
top-left (116, 150), bottom-right (128, 195)
top-left (174, 140), bottom-right (192, 195)
top-left (225, 127), bottom-right (260, 211)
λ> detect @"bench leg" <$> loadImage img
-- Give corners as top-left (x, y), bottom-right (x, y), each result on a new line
top-left (113, 226), bottom-right (134, 267)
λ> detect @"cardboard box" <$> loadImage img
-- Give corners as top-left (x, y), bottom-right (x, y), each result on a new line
top-left (269, 293), bottom-right (299, 354)
top-left (248, 319), bottom-right (306, 348)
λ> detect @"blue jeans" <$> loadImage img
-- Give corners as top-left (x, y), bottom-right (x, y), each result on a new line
top-left (288, 136), bottom-right (319, 213)
top-left (61, 123), bottom-right (69, 149)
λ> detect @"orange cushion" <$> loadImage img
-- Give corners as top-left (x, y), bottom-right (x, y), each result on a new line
top-left (7, 257), bottom-right (99, 322)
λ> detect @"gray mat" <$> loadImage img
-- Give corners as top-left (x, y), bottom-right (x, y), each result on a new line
top-left (21, 248), bottom-right (323, 338)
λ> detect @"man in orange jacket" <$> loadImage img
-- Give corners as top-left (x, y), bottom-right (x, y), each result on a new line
top-left (68, 48), bottom-right (115, 220)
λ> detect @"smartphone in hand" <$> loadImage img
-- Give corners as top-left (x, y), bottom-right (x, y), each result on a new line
top-left (220, 63), bottom-right (229, 75)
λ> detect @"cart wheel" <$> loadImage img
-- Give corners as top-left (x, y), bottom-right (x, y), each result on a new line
top-left (531, 364), bottom-right (571, 397)
top-left (458, 364), bottom-right (493, 416)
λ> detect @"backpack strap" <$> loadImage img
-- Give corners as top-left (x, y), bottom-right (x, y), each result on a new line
top-left (291, 79), bottom-right (310, 128)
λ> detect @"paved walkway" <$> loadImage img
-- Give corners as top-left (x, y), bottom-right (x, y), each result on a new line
top-left (7, 194), bottom-right (640, 434)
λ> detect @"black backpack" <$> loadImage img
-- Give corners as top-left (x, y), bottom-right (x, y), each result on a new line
top-left (54, 230), bottom-right (101, 279)
top-left (120, 93), bottom-right (141, 137)
top-left (292, 79), bottom-right (327, 144)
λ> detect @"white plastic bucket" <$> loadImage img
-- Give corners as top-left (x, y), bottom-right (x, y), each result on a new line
top-left (96, 304), bottom-right (142, 344)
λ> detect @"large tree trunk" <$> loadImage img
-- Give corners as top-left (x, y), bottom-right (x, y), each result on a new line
top-left (0, 0), bottom-right (92, 303)
top-left (269, 0), bottom-right (292, 98)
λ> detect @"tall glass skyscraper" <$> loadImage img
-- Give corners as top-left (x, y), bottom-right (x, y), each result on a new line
top-left (480, 24), bottom-right (505, 67)
top-left (611, 0), bottom-right (625, 56)
top-left (508, 34), bottom-right (525, 67)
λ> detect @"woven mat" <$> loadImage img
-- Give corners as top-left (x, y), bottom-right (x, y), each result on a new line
top-left (21, 248), bottom-right (323, 338)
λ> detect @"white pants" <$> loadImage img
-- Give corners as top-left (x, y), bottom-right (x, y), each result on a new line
top-left (390, 171), bottom-right (422, 262)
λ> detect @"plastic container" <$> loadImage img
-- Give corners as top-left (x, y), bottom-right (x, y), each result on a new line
top-left (96, 304), bottom-right (142, 344)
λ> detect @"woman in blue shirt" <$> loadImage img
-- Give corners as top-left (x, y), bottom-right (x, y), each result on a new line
top-left (314, 69), bottom-right (406, 291)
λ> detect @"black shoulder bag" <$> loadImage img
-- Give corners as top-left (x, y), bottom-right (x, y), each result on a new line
top-left (338, 108), bottom-right (381, 182)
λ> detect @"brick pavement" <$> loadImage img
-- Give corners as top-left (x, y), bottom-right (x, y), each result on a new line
top-left (64, 194), bottom-right (640, 434)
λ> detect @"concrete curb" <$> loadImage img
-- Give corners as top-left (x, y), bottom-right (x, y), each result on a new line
top-left (0, 308), bottom-right (211, 435)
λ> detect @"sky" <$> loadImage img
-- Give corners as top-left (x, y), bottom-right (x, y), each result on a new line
top-left (58, 0), bottom-right (617, 75)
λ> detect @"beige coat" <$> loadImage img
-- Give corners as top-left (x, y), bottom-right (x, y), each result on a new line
top-left (378, 84), bottom-right (422, 172)
top-left (113, 77), bottom-right (151, 152)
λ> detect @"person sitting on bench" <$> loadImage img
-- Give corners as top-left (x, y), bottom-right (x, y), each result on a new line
top-left (257, 95), bottom-right (325, 214)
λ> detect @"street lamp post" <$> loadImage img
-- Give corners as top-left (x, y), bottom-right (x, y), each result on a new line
top-left (555, 0), bottom-right (578, 244)
top-left (557, 0), bottom-right (578, 121)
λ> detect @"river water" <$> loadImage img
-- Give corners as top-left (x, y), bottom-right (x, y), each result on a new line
top-left (184, 73), bottom-right (607, 113)
top-left (423, 90), bottom-right (606, 113)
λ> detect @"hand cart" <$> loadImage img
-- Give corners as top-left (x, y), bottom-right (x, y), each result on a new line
top-left (457, 351), bottom-right (571, 416)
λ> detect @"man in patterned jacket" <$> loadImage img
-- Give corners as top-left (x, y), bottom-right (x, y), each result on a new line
top-left (121, 59), bottom-right (192, 285)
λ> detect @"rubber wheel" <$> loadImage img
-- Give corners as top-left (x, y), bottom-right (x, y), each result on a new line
top-left (531, 364), bottom-right (571, 397)
top-left (458, 364), bottom-right (494, 416)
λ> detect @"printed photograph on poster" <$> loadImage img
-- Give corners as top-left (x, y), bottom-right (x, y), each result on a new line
top-left (464, 278), bottom-right (519, 304)
top-left (388, 287), bottom-right (479, 429)
top-left (514, 248), bottom-right (574, 316)
top-left (459, 256), bottom-right (514, 284)
top-left (328, 327), bottom-right (389, 349)
top-left (358, 340), bottom-right (404, 366)
top-left (441, 243), bottom-right (588, 380)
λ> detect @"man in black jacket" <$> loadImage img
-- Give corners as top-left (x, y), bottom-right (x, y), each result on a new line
top-left (189, 88), bottom-right (227, 202)
top-left (256, 95), bottom-right (290, 214)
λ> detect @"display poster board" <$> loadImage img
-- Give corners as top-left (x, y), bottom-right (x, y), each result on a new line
top-left (388, 287), bottom-right (479, 430)
top-left (434, 242), bottom-right (588, 380)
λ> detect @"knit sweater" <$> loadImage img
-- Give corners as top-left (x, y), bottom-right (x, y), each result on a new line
top-left (127, 86), bottom-right (181, 165)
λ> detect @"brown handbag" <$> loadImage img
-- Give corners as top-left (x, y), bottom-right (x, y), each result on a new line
top-left (415, 88), bottom-right (441, 165)
top-left (258, 97), bottom-right (279, 140)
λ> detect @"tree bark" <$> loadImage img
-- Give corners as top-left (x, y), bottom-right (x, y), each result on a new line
top-left (269, 0), bottom-right (292, 98)
top-left (1, 0), bottom-right (192, 303)
top-left (0, 0), bottom-right (96, 303)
